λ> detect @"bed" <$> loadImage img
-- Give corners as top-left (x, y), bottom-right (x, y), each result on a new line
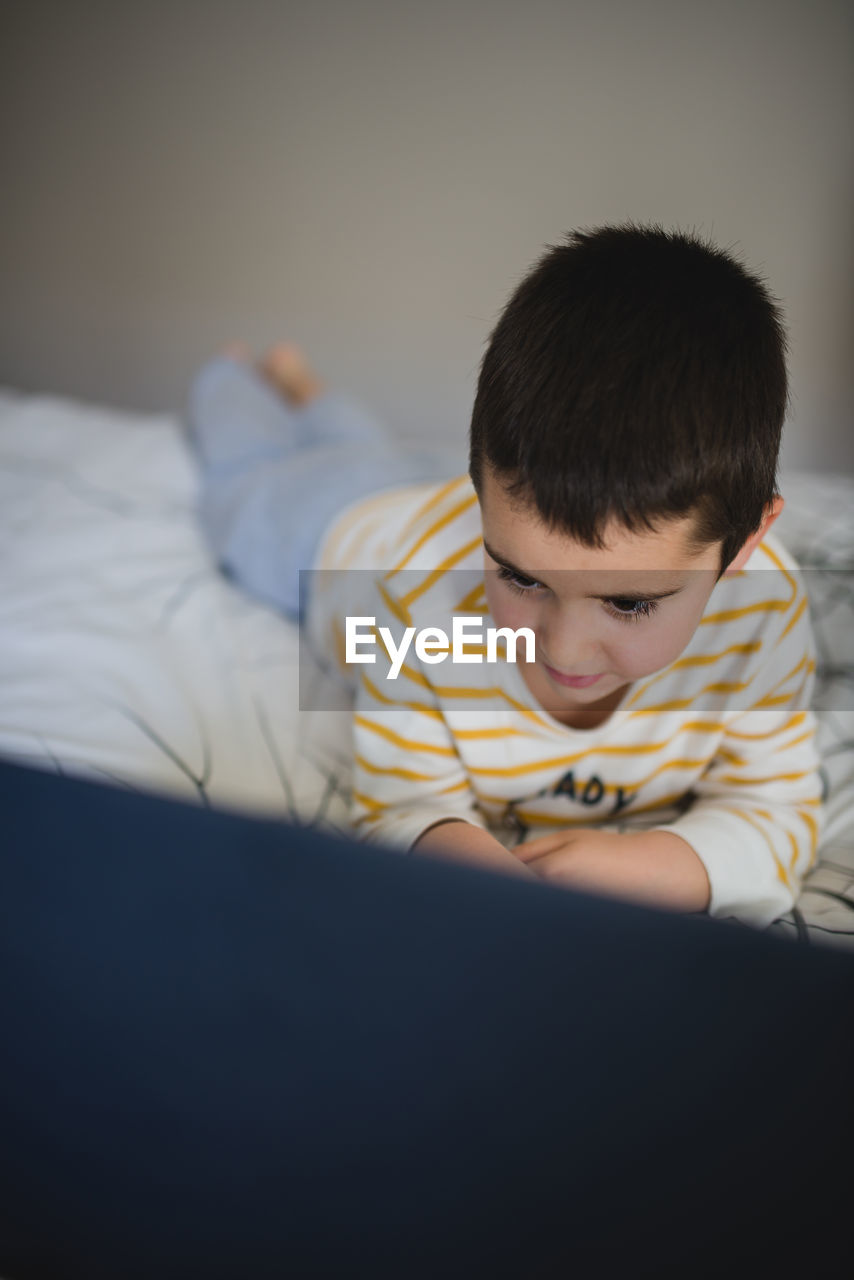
top-left (1, 383), bottom-right (853, 948)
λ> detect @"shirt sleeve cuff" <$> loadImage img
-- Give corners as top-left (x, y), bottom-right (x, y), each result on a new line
top-left (654, 809), bottom-right (798, 928)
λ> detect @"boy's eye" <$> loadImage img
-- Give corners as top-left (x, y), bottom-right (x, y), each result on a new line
top-left (496, 565), bottom-right (543, 595)
top-left (495, 566), bottom-right (660, 622)
top-left (606, 597), bottom-right (659, 623)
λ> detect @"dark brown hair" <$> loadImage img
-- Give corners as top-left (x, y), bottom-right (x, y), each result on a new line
top-left (468, 222), bottom-right (788, 573)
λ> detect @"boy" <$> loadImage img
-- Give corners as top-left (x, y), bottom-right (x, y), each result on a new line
top-left (186, 222), bottom-right (823, 928)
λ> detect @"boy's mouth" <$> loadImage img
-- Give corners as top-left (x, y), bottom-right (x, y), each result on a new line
top-left (542, 663), bottom-right (604, 689)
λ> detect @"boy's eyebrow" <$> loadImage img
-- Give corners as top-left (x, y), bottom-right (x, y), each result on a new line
top-left (481, 540), bottom-right (685, 601)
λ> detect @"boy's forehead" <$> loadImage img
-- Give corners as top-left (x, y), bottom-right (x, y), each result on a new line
top-left (477, 467), bottom-right (717, 573)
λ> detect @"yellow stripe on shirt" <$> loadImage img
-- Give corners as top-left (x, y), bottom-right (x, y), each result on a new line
top-left (354, 714), bottom-right (458, 756)
top-left (385, 494), bottom-right (478, 578)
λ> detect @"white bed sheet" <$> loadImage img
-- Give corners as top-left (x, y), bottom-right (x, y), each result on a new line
top-left (1, 386), bottom-right (852, 948)
top-left (0, 387), bottom-right (355, 836)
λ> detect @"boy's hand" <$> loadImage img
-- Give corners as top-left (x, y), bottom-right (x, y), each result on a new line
top-left (515, 828), bottom-right (711, 913)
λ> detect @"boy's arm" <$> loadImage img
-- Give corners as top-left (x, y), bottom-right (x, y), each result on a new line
top-left (349, 576), bottom-right (521, 869)
top-left (517, 827), bottom-right (712, 910)
top-left (518, 703), bottom-right (822, 922)
top-left (411, 819), bottom-right (538, 881)
top-left (352, 698), bottom-right (534, 878)
top-left (649, 704), bottom-right (823, 926)
top-left (350, 671), bottom-right (491, 856)
top-left (644, 571), bottom-right (824, 927)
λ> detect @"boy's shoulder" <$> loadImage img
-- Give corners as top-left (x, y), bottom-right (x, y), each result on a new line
top-left (381, 473), bottom-right (482, 573)
top-left (622, 530), bottom-right (813, 722)
top-left (313, 473), bottom-right (480, 577)
top-left (730, 530), bottom-right (808, 628)
top-left (376, 473), bottom-right (485, 626)
top-left (743, 529), bottom-right (801, 574)
top-left (702, 529), bottom-right (807, 637)
top-left (306, 474), bottom-right (483, 676)
top-left (686, 527), bottom-right (811, 680)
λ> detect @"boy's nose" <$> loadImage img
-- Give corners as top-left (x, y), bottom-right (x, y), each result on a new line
top-left (538, 629), bottom-right (601, 676)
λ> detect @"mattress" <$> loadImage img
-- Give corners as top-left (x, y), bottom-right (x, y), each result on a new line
top-left (1, 385), bottom-right (852, 948)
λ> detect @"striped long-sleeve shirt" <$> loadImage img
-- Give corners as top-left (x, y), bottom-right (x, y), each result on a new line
top-left (306, 474), bottom-right (825, 927)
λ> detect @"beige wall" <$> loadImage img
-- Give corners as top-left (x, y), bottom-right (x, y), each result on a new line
top-left (1, 0), bottom-right (852, 471)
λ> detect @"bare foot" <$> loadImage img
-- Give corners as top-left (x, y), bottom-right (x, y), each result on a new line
top-left (260, 342), bottom-right (325, 407)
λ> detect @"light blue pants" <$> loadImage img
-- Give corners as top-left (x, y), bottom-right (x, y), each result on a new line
top-left (184, 356), bottom-right (464, 621)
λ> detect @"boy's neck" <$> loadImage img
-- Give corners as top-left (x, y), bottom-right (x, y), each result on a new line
top-left (519, 665), bottom-right (631, 730)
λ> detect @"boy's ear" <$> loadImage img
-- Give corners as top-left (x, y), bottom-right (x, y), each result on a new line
top-left (723, 497), bottom-right (785, 575)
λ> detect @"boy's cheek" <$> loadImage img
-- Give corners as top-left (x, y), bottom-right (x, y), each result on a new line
top-left (484, 587), bottom-right (529, 633)
top-left (619, 614), bottom-right (702, 677)
top-left (616, 638), bottom-right (677, 679)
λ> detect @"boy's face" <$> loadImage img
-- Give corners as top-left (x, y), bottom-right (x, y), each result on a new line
top-left (478, 468), bottom-right (724, 725)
